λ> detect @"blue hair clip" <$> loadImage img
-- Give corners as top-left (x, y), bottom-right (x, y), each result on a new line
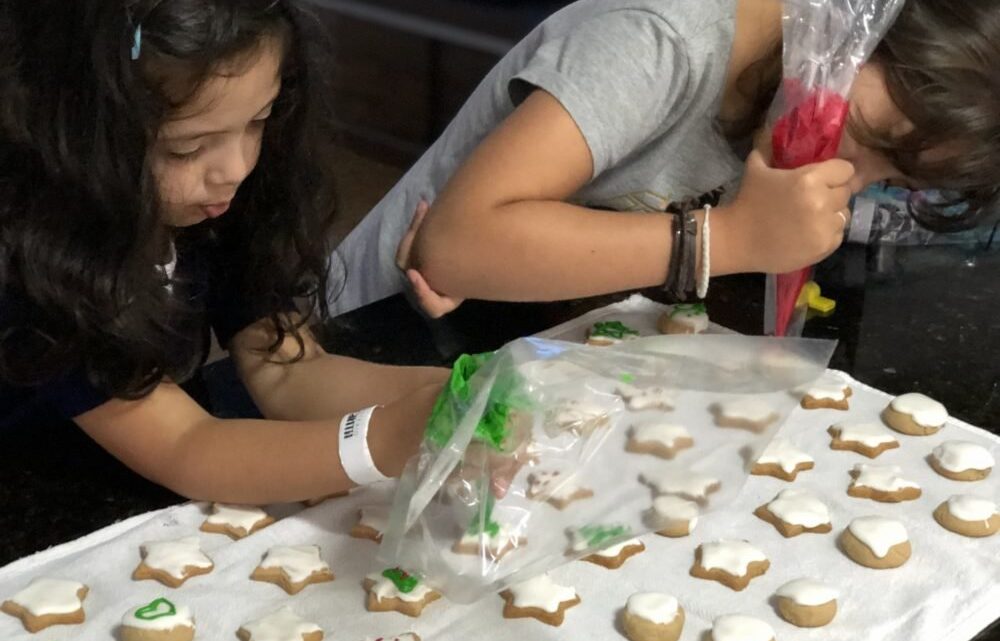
top-left (130, 25), bottom-right (143, 61)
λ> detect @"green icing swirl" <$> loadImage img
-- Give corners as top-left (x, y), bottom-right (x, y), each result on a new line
top-left (579, 524), bottom-right (630, 548)
top-left (382, 568), bottom-right (419, 593)
top-left (669, 302), bottom-right (707, 318)
top-left (134, 598), bottom-right (177, 621)
top-left (591, 321), bottom-right (640, 340)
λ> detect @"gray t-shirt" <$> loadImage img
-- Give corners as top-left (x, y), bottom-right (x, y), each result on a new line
top-left (330, 0), bottom-right (744, 315)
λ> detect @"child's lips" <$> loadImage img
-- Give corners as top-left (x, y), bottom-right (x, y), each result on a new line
top-left (201, 201), bottom-right (231, 218)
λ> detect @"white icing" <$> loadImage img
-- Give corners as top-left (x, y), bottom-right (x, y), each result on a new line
top-left (552, 400), bottom-right (608, 429)
top-left (258, 545), bottom-right (330, 583)
top-left (801, 374), bottom-right (849, 400)
top-left (666, 305), bottom-right (709, 333)
top-left (891, 393), bottom-right (948, 427)
top-left (592, 538), bottom-right (643, 557)
top-left (205, 503), bottom-right (270, 534)
top-left (366, 572), bottom-right (435, 603)
top-left (699, 540), bottom-right (768, 576)
top-left (358, 505), bottom-right (390, 533)
top-left (617, 384), bottom-right (676, 411)
top-left (848, 516), bottom-right (909, 558)
top-left (766, 488), bottom-right (830, 527)
top-left (642, 469), bottom-right (719, 501)
top-left (832, 422), bottom-right (898, 447)
top-left (715, 398), bottom-right (776, 423)
top-left (457, 523), bottom-right (521, 552)
top-left (852, 464), bottom-right (921, 493)
top-left (631, 423), bottom-right (691, 448)
top-left (506, 574), bottom-right (578, 613)
top-left (9, 578), bottom-right (86, 617)
top-left (122, 599), bottom-right (194, 631)
top-left (755, 437), bottom-right (814, 473)
top-left (712, 615), bottom-right (775, 641)
top-left (933, 441), bottom-right (995, 472)
top-left (239, 606), bottom-right (322, 641)
top-left (775, 578), bottom-right (839, 606)
top-left (947, 495), bottom-right (998, 522)
top-left (626, 592), bottom-right (680, 624)
top-left (528, 471), bottom-right (587, 501)
top-left (140, 537), bottom-right (213, 578)
top-left (651, 495), bottom-right (700, 529)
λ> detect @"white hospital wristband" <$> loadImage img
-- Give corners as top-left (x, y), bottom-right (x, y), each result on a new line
top-left (338, 406), bottom-right (390, 486)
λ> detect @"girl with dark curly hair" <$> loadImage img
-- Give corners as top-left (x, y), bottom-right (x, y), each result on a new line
top-left (0, 1), bottom-right (446, 502)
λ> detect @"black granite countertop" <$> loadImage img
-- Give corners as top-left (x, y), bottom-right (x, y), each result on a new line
top-left (1, 242), bottom-right (998, 639)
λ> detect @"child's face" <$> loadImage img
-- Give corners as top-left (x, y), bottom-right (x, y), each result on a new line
top-left (151, 38), bottom-right (283, 227)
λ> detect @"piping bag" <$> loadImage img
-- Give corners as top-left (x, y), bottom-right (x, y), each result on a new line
top-left (765, 0), bottom-right (904, 336)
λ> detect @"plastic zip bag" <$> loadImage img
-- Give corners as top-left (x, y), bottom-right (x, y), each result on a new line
top-left (765, 0), bottom-right (905, 336)
top-left (376, 335), bottom-right (835, 602)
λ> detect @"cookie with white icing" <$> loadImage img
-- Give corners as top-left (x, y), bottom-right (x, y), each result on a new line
top-left (499, 573), bottom-right (580, 626)
top-left (547, 399), bottom-right (611, 437)
top-left (711, 615), bottom-right (775, 641)
top-left (640, 469), bottom-right (721, 506)
top-left (133, 536), bottom-right (214, 588)
top-left (362, 635), bottom-right (420, 641)
top-left (622, 592), bottom-right (685, 641)
top-left (710, 398), bottom-right (778, 433)
top-left (929, 440), bottom-right (995, 481)
top-left (882, 392), bottom-right (948, 435)
top-left (350, 505), bottom-right (390, 542)
top-left (799, 374), bottom-right (853, 410)
top-left (750, 437), bottom-right (814, 481)
top-left (775, 578), bottom-right (839, 628)
top-left (933, 495), bottom-right (1000, 538)
top-left (527, 470), bottom-right (594, 509)
top-left (827, 422), bottom-right (900, 459)
top-left (626, 422), bottom-right (693, 459)
top-left (236, 606), bottom-right (323, 641)
top-left (303, 491), bottom-right (349, 507)
top-left (200, 503), bottom-right (275, 540)
top-left (582, 538), bottom-right (646, 569)
top-left (754, 488), bottom-right (832, 537)
top-left (840, 516), bottom-right (911, 569)
top-left (452, 520), bottom-right (526, 560)
top-left (1, 578), bottom-right (89, 633)
top-left (690, 540), bottom-right (769, 591)
top-left (363, 568), bottom-right (441, 617)
top-left (587, 320), bottom-right (640, 346)
top-left (848, 463), bottom-right (922, 503)
top-left (250, 545), bottom-right (335, 595)
top-left (649, 495), bottom-right (700, 537)
top-left (616, 383), bottom-right (676, 412)
top-left (121, 597), bottom-right (195, 641)
top-left (657, 302), bottom-right (709, 335)
top-left (566, 524), bottom-right (633, 557)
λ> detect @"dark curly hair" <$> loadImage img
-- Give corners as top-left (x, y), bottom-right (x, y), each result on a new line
top-left (726, 0), bottom-right (1000, 232)
top-left (0, 0), bottom-right (338, 398)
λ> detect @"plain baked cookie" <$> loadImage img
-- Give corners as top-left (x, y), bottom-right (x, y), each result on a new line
top-left (364, 568), bottom-right (441, 617)
top-left (799, 374), bottom-right (853, 410)
top-left (754, 488), bottom-right (832, 537)
top-left (840, 516), bottom-right (911, 569)
top-left (929, 440), bottom-right (995, 481)
top-left (847, 464), bottom-right (921, 502)
top-left (622, 592), bottom-right (685, 641)
top-left (711, 398), bottom-right (778, 433)
top-left (587, 320), bottom-right (640, 346)
top-left (527, 470), bottom-right (594, 509)
top-left (581, 538), bottom-right (645, 569)
top-left (657, 303), bottom-right (709, 335)
top-left (250, 545), bottom-right (335, 595)
top-left (1, 578), bottom-right (89, 633)
top-left (827, 422), bottom-right (900, 458)
top-left (933, 495), bottom-right (1000, 537)
top-left (881, 392), bottom-right (948, 435)
top-left (649, 495), bottom-right (700, 537)
top-left (499, 574), bottom-right (580, 626)
top-left (626, 422), bottom-right (693, 459)
top-left (236, 606), bottom-right (323, 641)
top-left (690, 540), bottom-right (769, 591)
top-left (132, 537), bottom-right (214, 588)
top-left (711, 615), bottom-right (776, 641)
top-left (199, 503), bottom-right (275, 540)
top-left (121, 597), bottom-right (195, 641)
top-left (751, 437), bottom-right (814, 481)
top-left (350, 505), bottom-right (390, 542)
top-left (774, 578), bottom-right (839, 628)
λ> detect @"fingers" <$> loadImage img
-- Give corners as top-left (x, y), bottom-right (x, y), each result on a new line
top-left (395, 199), bottom-right (432, 270)
top-left (746, 149), bottom-right (769, 172)
top-left (406, 269), bottom-right (463, 319)
top-left (408, 199), bottom-right (430, 232)
top-left (816, 159), bottom-right (856, 187)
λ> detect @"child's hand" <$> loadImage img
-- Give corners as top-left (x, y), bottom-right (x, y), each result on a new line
top-left (396, 200), bottom-right (465, 318)
top-left (715, 150), bottom-right (855, 275)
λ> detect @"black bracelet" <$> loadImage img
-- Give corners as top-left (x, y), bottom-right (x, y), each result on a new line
top-left (664, 213), bottom-right (683, 294)
top-left (681, 209), bottom-right (698, 297)
top-left (666, 209), bottom-right (698, 300)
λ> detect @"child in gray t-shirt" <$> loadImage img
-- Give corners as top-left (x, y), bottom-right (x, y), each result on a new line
top-left (331, 0), bottom-right (1000, 317)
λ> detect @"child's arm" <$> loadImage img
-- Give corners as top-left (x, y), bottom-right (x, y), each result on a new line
top-left (73, 325), bottom-right (443, 504)
top-left (409, 89), bottom-right (855, 302)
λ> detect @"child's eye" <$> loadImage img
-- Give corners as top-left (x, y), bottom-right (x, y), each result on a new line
top-left (167, 147), bottom-right (202, 161)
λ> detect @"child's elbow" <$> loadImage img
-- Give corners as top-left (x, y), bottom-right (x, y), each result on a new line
top-left (409, 210), bottom-right (470, 292)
